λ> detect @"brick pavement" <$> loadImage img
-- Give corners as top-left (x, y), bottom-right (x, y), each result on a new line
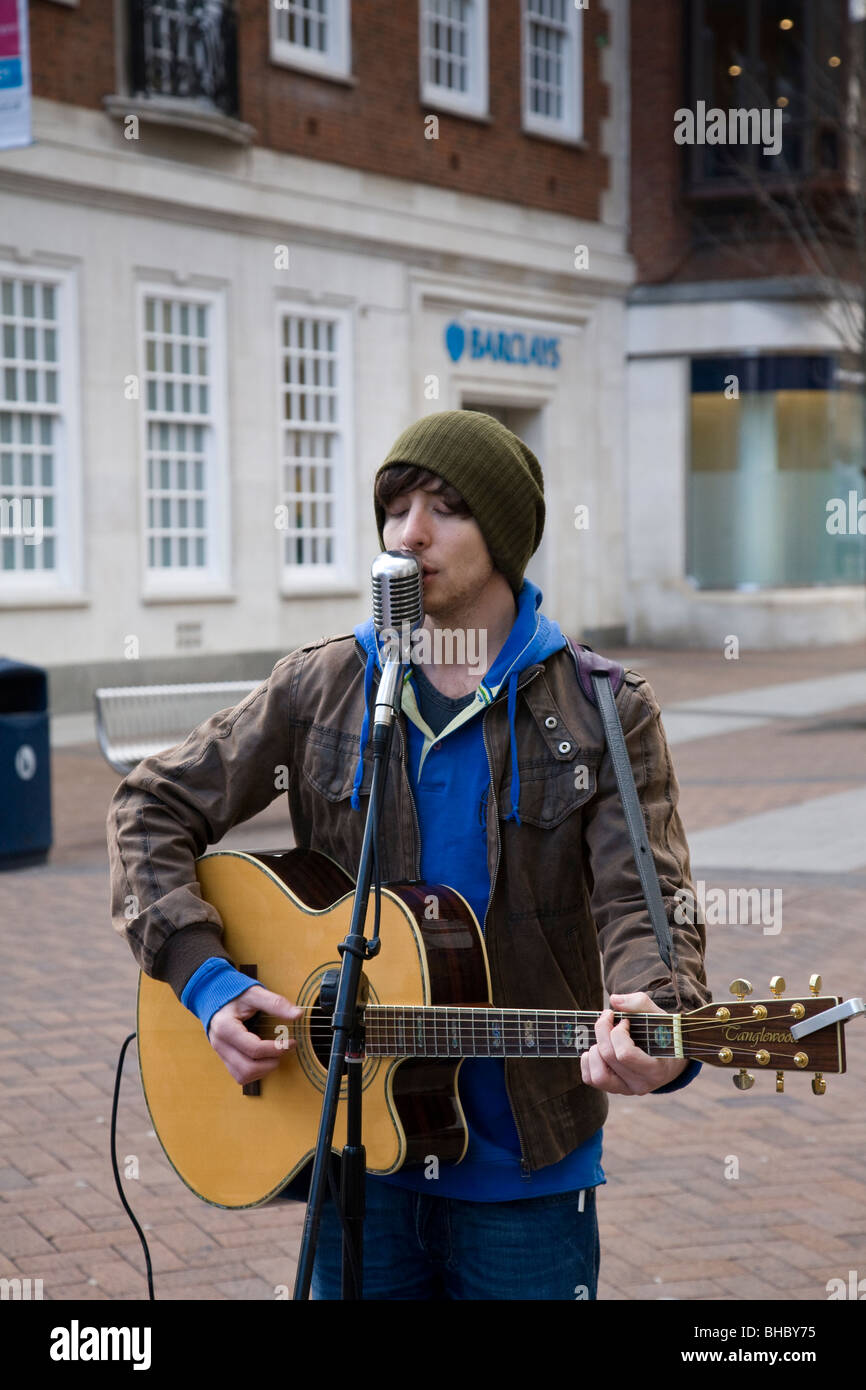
top-left (0, 642), bottom-right (864, 1301)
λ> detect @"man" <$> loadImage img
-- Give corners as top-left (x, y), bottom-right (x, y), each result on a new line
top-left (108, 409), bottom-right (709, 1300)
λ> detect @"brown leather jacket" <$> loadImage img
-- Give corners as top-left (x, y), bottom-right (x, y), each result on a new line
top-left (107, 633), bottom-right (709, 1170)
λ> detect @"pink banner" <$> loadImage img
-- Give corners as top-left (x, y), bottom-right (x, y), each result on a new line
top-left (0, 0), bottom-right (20, 62)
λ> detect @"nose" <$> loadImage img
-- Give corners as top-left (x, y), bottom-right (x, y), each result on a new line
top-left (393, 501), bottom-right (432, 552)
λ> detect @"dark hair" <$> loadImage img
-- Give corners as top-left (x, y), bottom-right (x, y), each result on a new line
top-left (375, 465), bottom-right (472, 516)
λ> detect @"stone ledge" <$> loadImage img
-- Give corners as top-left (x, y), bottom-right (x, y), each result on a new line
top-left (103, 94), bottom-right (256, 146)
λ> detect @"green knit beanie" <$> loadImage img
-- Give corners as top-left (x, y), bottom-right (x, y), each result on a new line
top-left (374, 410), bottom-right (545, 593)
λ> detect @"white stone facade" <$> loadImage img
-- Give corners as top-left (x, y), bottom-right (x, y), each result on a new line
top-left (0, 98), bottom-right (633, 693)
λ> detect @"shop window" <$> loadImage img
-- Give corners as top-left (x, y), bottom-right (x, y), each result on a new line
top-left (687, 354), bottom-right (865, 589)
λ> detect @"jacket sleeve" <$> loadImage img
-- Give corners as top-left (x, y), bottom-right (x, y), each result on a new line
top-left (106, 651), bottom-right (299, 999)
top-left (581, 670), bottom-right (710, 1014)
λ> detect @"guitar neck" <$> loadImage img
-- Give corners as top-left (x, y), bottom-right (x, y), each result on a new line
top-left (364, 1006), bottom-right (682, 1060)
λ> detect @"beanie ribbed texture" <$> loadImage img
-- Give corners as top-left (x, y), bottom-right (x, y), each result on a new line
top-left (374, 410), bottom-right (545, 593)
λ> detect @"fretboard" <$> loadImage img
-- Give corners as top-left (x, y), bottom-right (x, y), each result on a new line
top-left (364, 1006), bottom-right (681, 1060)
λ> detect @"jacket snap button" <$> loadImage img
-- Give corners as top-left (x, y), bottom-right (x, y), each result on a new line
top-left (544, 716), bottom-right (558, 729)
top-left (558, 741), bottom-right (572, 755)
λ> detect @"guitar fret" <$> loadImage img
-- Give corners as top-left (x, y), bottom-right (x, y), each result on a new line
top-left (366, 1006), bottom-right (679, 1062)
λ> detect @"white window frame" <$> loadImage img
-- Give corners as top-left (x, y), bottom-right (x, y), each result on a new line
top-left (0, 262), bottom-right (83, 601)
top-left (269, 0), bottom-right (352, 81)
top-left (136, 284), bottom-right (231, 599)
top-left (521, 0), bottom-right (583, 143)
top-left (275, 301), bottom-right (355, 596)
top-left (419, 0), bottom-right (489, 119)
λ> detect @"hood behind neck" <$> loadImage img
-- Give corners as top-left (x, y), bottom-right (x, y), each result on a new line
top-left (350, 580), bottom-right (567, 823)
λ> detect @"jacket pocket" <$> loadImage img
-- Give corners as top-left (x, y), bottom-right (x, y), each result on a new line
top-left (301, 726), bottom-right (371, 802)
top-left (500, 752), bottom-right (599, 829)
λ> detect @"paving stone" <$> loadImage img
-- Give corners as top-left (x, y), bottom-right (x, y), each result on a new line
top-left (214, 1276), bottom-right (276, 1300)
top-left (0, 647), bottom-right (863, 1301)
top-left (0, 1168), bottom-right (33, 1191)
top-left (0, 1215), bottom-right (56, 1258)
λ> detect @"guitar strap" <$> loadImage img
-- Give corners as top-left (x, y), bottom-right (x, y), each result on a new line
top-left (565, 637), bottom-right (680, 998)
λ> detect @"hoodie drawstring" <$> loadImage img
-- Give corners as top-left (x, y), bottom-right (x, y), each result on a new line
top-left (352, 649), bottom-right (523, 825)
top-left (351, 648), bottom-right (376, 811)
top-left (503, 669), bottom-right (521, 826)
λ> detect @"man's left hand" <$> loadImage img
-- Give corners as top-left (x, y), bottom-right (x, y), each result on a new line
top-left (580, 992), bottom-right (688, 1095)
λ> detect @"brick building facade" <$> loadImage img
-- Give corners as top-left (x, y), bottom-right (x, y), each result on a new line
top-left (1, 0), bottom-right (633, 704)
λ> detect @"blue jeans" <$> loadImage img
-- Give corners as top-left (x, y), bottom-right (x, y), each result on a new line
top-left (310, 1179), bottom-right (600, 1301)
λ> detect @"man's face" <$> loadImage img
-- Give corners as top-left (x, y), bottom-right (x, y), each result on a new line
top-left (381, 485), bottom-right (496, 618)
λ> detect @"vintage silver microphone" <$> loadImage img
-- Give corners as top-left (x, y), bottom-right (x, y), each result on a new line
top-left (371, 550), bottom-right (424, 732)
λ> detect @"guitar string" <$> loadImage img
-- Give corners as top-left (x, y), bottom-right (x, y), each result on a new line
top-left (238, 1007), bottom-right (813, 1037)
top-left (230, 1007), bottom-right (816, 1059)
top-left (240, 1006), bottom-right (809, 1036)
top-left (225, 1038), bottom-right (814, 1062)
top-left (240, 1005), bottom-right (809, 1024)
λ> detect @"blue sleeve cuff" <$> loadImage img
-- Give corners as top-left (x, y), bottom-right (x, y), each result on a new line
top-left (652, 1058), bottom-right (702, 1094)
top-left (181, 957), bottom-right (261, 1037)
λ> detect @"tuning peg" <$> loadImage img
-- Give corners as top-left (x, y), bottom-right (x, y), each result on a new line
top-left (809, 974), bottom-right (822, 997)
top-left (775, 1071), bottom-right (784, 1093)
top-left (769, 976), bottom-right (786, 997)
top-left (733, 1068), bottom-right (755, 1090)
top-left (812, 1073), bottom-right (826, 1095)
top-left (729, 979), bottom-right (753, 1002)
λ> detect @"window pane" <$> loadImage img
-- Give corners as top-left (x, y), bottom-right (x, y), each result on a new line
top-left (688, 355), bottom-right (866, 587)
top-left (144, 294), bottom-right (217, 572)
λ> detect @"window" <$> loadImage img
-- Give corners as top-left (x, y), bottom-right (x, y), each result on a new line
top-left (522, 0), bottom-right (582, 141)
top-left (277, 307), bottom-right (354, 589)
top-left (270, 0), bottom-right (352, 81)
top-left (419, 0), bottom-right (488, 118)
top-left (0, 266), bottom-right (81, 595)
top-left (129, 0), bottom-right (241, 116)
top-left (684, 0), bottom-right (846, 187)
top-left (139, 288), bottom-right (229, 594)
top-left (688, 354), bottom-right (865, 589)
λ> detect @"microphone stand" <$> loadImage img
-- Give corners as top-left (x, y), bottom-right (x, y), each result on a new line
top-left (293, 655), bottom-right (406, 1301)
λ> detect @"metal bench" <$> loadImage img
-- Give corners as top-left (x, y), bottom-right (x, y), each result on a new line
top-left (93, 680), bottom-right (264, 776)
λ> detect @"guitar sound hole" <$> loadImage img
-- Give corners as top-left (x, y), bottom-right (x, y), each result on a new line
top-left (309, 999), bottom-right (332, 1070)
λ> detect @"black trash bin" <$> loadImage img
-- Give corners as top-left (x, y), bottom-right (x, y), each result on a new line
top-left (0, 658), bottom-right (52, 869)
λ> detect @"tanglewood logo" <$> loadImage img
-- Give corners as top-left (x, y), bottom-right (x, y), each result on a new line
top-left (724, 1026), bottom-right (793, 1045)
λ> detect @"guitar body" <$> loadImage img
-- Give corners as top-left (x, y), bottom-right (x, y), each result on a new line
top-left (138, 850), bottom-right (859, 1210)
top-left (137, 848), bottom-right (491, 1208)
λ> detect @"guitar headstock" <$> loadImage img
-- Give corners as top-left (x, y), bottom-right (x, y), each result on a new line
top-left (684, 975), bottom-right (849, 1093)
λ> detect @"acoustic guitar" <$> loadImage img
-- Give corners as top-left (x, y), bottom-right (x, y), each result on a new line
top-left (137, 848), bottom-right (855, 1209)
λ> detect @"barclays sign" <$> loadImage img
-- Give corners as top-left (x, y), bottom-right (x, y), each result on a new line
top-left (445, 321), bottom-right (561, 369)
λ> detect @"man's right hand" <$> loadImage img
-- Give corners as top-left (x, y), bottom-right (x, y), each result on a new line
top-left (207, 985), bottom-right (303, 1086)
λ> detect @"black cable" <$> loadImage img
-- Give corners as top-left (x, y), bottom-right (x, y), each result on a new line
top-left (110, 1032), bottom-right (154, 1300)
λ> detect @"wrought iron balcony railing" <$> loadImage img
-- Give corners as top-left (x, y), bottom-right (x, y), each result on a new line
top-left (128, 0), bottom-right (239, 119)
